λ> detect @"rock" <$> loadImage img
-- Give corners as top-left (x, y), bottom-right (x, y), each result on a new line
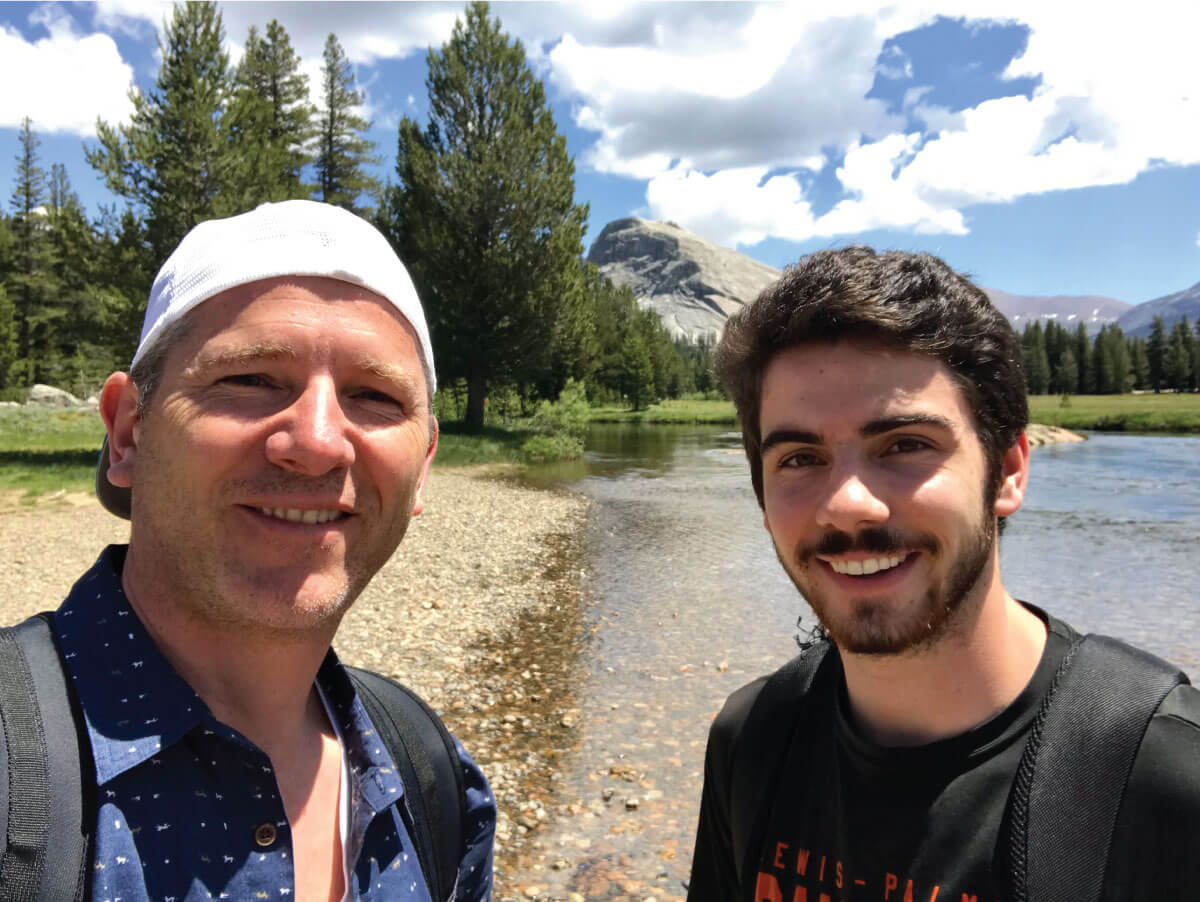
top-left (586, 218), bottom-right (780, 343)
top-left (1026, 423), bottom-right (1086, 447)
top-left (26, 384), bottom-right (82, 407)
top-left (624, 797), bottom-right (640, 810)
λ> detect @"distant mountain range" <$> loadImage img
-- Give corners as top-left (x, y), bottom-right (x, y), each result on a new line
top-left (1114, 281), bottom-right (1200, 337)
top-left (586, 217), bottom-right (1198, 343)
top-left (979, 288), bottom-right (1130, 337)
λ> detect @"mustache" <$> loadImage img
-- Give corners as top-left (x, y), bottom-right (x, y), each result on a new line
top-left (227, 472), bottom-right (352, 498)
top-left (799, 527), bottom-right (938, 562)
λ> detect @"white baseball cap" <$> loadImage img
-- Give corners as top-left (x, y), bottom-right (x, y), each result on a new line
top-left (96, 200), bottom-right (436, 519)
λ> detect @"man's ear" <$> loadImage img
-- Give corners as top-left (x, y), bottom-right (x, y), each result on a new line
top-left (99, 372), bottom-right (141, 489)
top-left (411, 416), bottom-right (439, 517)
top-left (994, 431), bottom-right (1030, 518)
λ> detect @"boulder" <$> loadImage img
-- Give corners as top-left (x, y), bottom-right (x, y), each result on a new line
top-left (26, 384), bottom-right (82, 408)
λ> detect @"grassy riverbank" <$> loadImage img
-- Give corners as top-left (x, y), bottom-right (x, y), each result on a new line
top-left (593, 394), bottom-right (1200, 434)
top-left (1028, 393), bottom-right (1200, 433)
top-left (589, 398), bottom-right (737, 424)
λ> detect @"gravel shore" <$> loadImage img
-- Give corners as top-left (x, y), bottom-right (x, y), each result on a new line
top-left (0, 468), bottom-right (590, 894)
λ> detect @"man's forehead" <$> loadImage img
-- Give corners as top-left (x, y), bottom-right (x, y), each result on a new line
top-left (170, 278), bottom-right (426, 380)
top-left (760, 341), bottom-right (970, 427)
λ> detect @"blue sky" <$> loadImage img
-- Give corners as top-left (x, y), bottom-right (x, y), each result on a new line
top-left (2, 1), bottom-right (1198, 305)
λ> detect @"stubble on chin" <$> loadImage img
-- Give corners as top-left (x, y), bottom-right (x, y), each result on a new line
top-left (775, 516), bottom-right (996, 657)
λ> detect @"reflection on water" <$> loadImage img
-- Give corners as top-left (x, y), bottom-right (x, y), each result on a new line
top-left (508, 426), bottom-right (1200, 898)
top-left (1002, 433), bottom-right (1200, 672)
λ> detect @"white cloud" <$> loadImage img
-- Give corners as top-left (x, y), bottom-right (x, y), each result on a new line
top-left (92, 0), bottom-right (169, 36)
top-left (10, 1), bottom-right (1198, 251)
top-left (534, 0), bottom-right (1200, 248)
top-left (0, 8), bottom-right (135, 134)
top-left (1195, 230), bottom-right (1200, 248)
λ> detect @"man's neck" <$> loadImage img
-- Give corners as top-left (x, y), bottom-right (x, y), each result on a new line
top-left (118, 565), bottom-right (337, 760)
top-left (839, 578), bottom-right (1048, 748)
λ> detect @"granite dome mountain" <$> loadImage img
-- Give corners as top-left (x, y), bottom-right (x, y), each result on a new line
top-left (585, 218), bottom-right (779, 342)
top-left (587, 218), bottom-right (1198, 343)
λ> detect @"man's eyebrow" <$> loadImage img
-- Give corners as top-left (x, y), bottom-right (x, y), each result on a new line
top-left (191, 342), bottom-right (297, 370)
top-left (760, 414), bottom-right (955, 456)
top-left (859, 414), bottom-right (955, 437)
top-left (354, 355), bottom-right (423, 393)
top-left (761, 429), bottom-right (822, 455)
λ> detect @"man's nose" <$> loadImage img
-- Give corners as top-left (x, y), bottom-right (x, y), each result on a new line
top-left (264, 380), bottom-right (356, 475)
top-left (815, 465), bottom-right (890, 534)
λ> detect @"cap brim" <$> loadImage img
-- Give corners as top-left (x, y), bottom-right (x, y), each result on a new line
top-left (95, 436), bottom-right (132, 519)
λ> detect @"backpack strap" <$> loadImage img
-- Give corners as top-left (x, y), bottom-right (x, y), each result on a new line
top-left (730, 642), bottom-right (833, 891)
top-left (346, 667), bottom-right (465, 902)
top-left (0, 612), bottom-right (93, 902)
top-left (1001, 633), bottom-right (1188, 902)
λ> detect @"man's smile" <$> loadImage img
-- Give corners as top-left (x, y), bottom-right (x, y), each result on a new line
top-left (255, 507), bottom-right (348, 525)
top-left (820, 552), bottom-right (912, 576)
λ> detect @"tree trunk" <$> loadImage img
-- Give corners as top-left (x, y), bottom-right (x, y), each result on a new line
top-left (466, 373), bottom-right (487, 430)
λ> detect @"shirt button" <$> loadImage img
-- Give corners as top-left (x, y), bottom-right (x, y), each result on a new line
top-left (254, 823), bottom-right (277, 847)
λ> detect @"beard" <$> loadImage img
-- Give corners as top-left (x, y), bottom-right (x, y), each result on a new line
top-left (776, 509), bottom-right (997, 657)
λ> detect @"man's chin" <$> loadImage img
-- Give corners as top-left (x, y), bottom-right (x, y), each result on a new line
top-left (817, 602), bottom-right (947, 657)
top-left (215, 568), bottom-right (358, 631)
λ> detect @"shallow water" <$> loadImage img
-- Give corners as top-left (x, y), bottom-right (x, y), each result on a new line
top-left (502, 427), bottom-right (1200, 899)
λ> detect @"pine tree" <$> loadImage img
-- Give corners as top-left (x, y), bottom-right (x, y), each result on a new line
top-left (1129, 337), bottom-right (1150, 390)
top-left (1175, 316), bottom-right (1196, 391)
top-left (229, 19), bottom-right (316, 205)
top-left (87, 1), bottom-right (234, 262)
top-left (1192, 318), bottom-right (1200, 392)
top-left (1053, 347), bottom-right (1078, 396)
top-left (1165, 319), bottom-right (1192, 391)
top-left (621, 328), bottom-right (655, 411)
top-left (390, 2), bottom-right (589, 427)
top-left (1022, 322), bottom-right (1050, 394)
top-left (7, 117), bottom-right (58, 385)
top-left (93, 208), bottom-right (154, 365)
top-left (1146, 316), bottom-right (1168, 392)
top-left (1074, 323), bottom-right (1093, 394)
top-left (314, 34), bottom-right (378, 211)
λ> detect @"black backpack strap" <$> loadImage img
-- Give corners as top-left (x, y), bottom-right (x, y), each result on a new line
top-left (0, 612), bottom-right (93, 902)
top-left (1002, 633), bottom-right (1188, 902)
top-left (730, 642), bottom-right (833, 891)
top-left (346, 667), bottom-right (464, 902)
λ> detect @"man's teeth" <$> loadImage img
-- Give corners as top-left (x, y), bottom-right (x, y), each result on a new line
top-left (829, 554), bottom-right (907, 576)
top-left (258, 507), bottom-right (343, 524)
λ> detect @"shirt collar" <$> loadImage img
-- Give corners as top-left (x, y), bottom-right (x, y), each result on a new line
top-left (56, 545), bottom-right (407, 814)
top-left (56, 545), bottom-right (210, 785)
top-left (314, 653), bottom-right (408, 816)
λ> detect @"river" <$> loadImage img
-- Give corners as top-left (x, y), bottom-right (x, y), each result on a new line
top-left (500, 428), bottom-right (1200, 901)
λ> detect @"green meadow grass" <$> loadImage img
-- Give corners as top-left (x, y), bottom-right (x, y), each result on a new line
top-left (0, 408), bottom-right (106, 499)
top-left (591, 394), bottom-right (1200, 433)
top-left (1028, 393), bottom-right (1200, 433)
top-left (588, 398), bottom-right (737, 424)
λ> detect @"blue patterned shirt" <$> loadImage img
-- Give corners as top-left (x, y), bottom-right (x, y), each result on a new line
top-left (54, 546), bottom-right (494, 902)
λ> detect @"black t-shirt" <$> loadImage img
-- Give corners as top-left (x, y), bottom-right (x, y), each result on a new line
top-left (689, 610), bottom-right (1200, 902)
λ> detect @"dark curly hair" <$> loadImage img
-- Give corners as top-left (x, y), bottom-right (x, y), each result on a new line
top-left (716, 246), bottom-right (1027, 509)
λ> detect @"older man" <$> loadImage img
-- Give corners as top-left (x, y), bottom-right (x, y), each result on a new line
top-left (688, 247), bottom-right (1200, 901)
top-left (0, 201), bottom-right (493, 901)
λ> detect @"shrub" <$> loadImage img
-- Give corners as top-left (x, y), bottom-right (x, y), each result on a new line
top-left (519, 433), bottom-right (583, 463)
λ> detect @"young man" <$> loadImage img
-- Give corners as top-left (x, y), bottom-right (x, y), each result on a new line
top-left (688, 247), bottom-right (1200, 901)
top-left (1, 201), bottom-right (493, 901)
